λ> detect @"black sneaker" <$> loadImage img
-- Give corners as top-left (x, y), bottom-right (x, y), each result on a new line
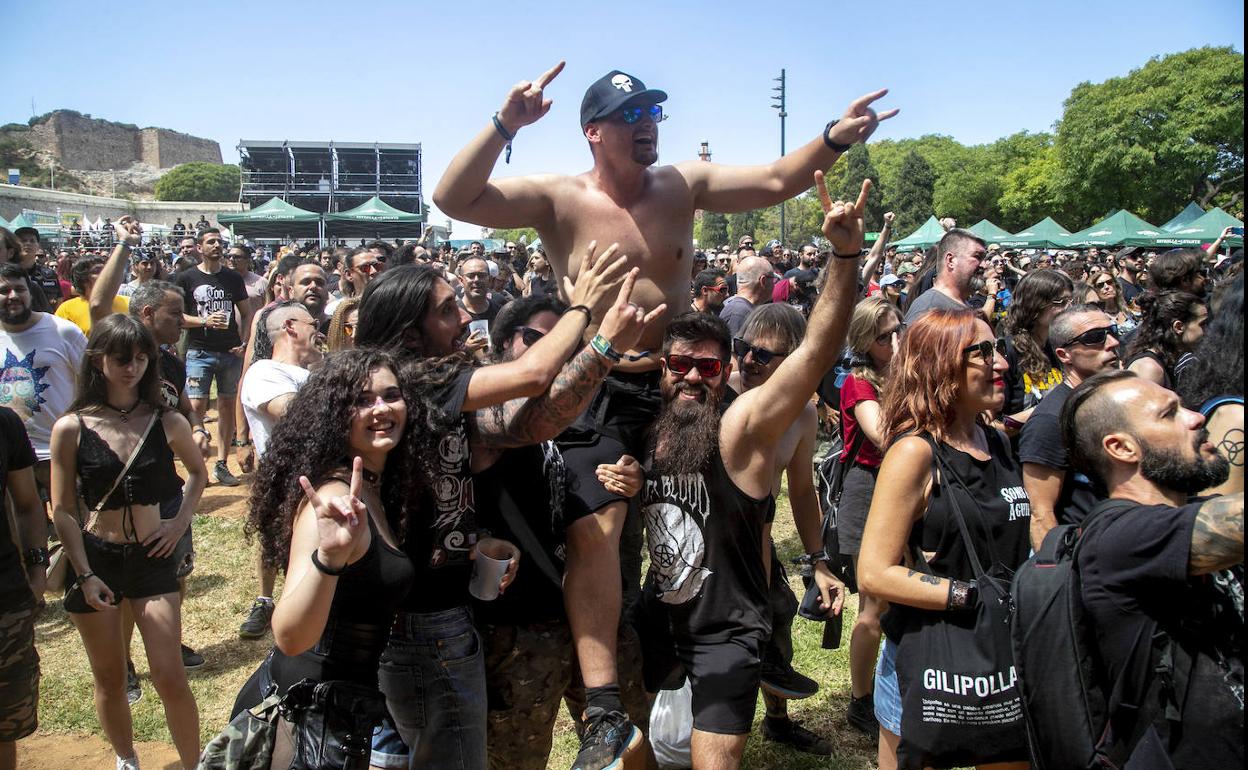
top-left (126, 661), bottom-right (142, 706)
top-left (760, 662), bottom-right (819, 700)
top-left (762, 717), bottom-right (835, 756)
top-left (214, 460), bottom-right (240, 487)
top-left (181, 643), bottom-right (205, 670)
top-left (239, 598), bottom-right (274, 639)
top-left (846, 693), bottom-right (879, 740)
top-left (571, 706), bottom-right (641, 770)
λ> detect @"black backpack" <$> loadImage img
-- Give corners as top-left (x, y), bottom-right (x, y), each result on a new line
top-left (1011, 500), bottom-right (1182, 769)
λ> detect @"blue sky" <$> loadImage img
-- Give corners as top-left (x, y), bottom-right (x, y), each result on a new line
top-left (3, 0), bottom-right (1242, 235)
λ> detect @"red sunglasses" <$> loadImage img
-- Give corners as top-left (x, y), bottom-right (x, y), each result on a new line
top-left (664, 355), bottom-right (724, 378)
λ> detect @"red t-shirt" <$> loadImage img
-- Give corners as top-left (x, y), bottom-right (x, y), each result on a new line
top-left (838, 373), bottom-right (884, 468)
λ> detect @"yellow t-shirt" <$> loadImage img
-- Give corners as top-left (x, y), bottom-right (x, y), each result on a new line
top-left (54, 295), bottom-right (129, 335)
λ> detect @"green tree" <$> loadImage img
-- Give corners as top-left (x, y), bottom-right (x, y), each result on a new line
top-left (727, 210), bottom-right (762, 247)
top-left (889, 151), bottom-right (935, 234)
top-left (998, 145), bottom-right (1073, 231)
top-left (154, 162), bottom-right (241, 202)
top-left (756, 194), bottom-right (824, 248)
top-left (836, 145), bottom-right (885, 230)
top-left (1054, 46), bottom-right (1245, 222)
top-left (699, 210), bottom-right (729, 250)
top-left (491, 227), bottom-right (539, 247)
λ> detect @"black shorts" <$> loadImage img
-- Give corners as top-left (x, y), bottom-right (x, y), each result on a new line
top-left (836, 463), bottom-right (879, 558)
top-left (160, 491), bottom-right (194, 579)
top-left (557, 371), bottom-right (661, 522)
top-left (633, 599), bottom-right (764, 736)
top-left (0, 596), bottom-right (40, 741)
top-left (64, 531), bottom-right (181, 613)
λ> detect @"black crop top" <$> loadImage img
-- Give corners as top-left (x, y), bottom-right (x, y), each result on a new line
top-left (76, 414), bottom-right (183, 511)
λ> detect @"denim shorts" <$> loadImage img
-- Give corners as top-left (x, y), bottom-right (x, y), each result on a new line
top-left (185, 348), bottom-right (242, 399)
top-left (372, 606), bottom-right (487, 770)
top-left (874, 637), bottom-right (903, 735)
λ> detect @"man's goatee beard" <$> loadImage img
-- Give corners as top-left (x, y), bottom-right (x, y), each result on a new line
top-left (650, 386), bottom-right (722, 477)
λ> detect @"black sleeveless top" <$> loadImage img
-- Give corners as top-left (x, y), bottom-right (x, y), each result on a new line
top-left (76, 413), bottom-right (183, 510)
top-left (642, 450), bottom-right (776, 642)
top-left (911, 427), bottom-right (1032, 582)
top-left (1124, 349), bottom-right (1174, 390)
top-left (269, 511), bottom-right (415, 688)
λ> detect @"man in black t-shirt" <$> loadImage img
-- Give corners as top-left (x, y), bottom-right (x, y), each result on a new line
top-left (1063, 370), bottom-right (1244, 768)
top-left (456, 256), bottom-right (508, 353)
top-left (0, 407), bottom-right (47, 757)
top-left (1021, 304), bottom-right (1121, 547)
top-left (174, 228), bottom-right (253, 487)
top-left (12, 226), bottom-right (62, 311)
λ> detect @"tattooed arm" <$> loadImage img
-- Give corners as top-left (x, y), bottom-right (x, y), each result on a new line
top-left (1201, 403), bottom-right (1243, 498)
top-left (1189, 492), bottom-right (1245, 575)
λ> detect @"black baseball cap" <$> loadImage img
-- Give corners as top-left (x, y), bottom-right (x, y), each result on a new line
top-left (580, 70), bottom-right (668, 127)
top-left (13, 226), bottom-right (39, 239)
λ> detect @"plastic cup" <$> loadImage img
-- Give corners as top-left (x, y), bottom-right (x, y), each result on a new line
top-left (469, 537), bottom-right (514, 601)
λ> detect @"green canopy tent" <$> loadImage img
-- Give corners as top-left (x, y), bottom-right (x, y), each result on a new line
top-left (217, 197), bottom-right (321, 240)
top-left (0, 214), bottom-right (9, 230)
top-left (323, 196), bottom-right (425, 240)
top-left (890, 216), bottom-right (946, 253)
top-left (997, 216), bottom-right (1071, 249)
top-left (1152, 207), bottom-right (1244, 249)
top-left (1057, 210), bottom-right (1165, 248)
top-left (967, 219), bottom-right (1014, 243)
top-left (1159, 202), bottom-right (1205, 233)
top-left (5, 213), bottom-right (60, 238)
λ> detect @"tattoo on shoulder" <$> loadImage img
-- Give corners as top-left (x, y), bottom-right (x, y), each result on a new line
top-left (1190, 493), bottom-right (1245, 574)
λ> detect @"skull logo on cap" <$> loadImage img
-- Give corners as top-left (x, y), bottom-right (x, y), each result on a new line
top-left (611, 74), bottom-right (634, 93)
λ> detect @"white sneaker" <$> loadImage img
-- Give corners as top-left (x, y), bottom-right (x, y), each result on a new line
top-left (116, 756), bottom-right (140, 770)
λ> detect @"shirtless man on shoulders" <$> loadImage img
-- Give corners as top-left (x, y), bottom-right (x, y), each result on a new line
top-left (435, 62), bottom-right (895, 770)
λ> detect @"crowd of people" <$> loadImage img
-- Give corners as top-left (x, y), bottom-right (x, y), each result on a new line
top-left (0, 63), bottom-right (1243, 770)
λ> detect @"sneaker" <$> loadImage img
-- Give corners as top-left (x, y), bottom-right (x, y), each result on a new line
top-left (846, 692), bottom-right (880, 740)
top-left (760, 662), bottom-right (819, 700)
top-left (214, 460), bottom-right (240, 487)
top-left (181, 643), bottom-right (205, 670)
top-left (571, 706), bottom-right (641, 770)
top-left (125, 661), bottom-right (142, 706)
top-left (116, 756), bottom-right (140, 770)
top-left (762, 717), bottom-right (835, 756)
top-left (238, 598), bottom-right (274, 639)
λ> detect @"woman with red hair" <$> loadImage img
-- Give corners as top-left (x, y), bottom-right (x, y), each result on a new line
top-left (857, 308), bottom-right (1031, 770)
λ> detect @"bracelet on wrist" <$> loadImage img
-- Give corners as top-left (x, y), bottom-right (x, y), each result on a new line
top-left (311, 550), bottom-right (348, 576)
top-left (823, 119), bottom-right (854, 152)
top-left (946, 579), bottom-right (978, 611)
top-left (194, 427), bottom-right (211, 438)
top-left (567, 305), bottom-right (592, 323)
top-left (231, 438), bottom-right (252, 447)
top-left (833, 250), bottom-right (862, 259)
top-left (590, 334), bottom-right (623, 363)
top-left (72, 571), bottom-right (96, 590)
top-left (492, 113), bottom-right (514, 164)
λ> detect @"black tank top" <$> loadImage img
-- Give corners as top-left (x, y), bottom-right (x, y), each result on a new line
top-left (642, 450), bottom-right (775, 641)
top-left (76, 413), bottom-right (183, 511)
top-left (911, 428), bottom-right (1032, 582)
top-left (1124, 349), bottom-right (1174, 390)
top-left (269, 511), bottom-right (415, 689)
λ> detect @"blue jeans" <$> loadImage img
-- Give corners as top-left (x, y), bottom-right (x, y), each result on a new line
top-left (373, 606), bottom-right (487, 770)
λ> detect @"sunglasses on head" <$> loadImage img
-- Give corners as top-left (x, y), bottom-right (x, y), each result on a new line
top-left (732, 337), bottom-right (786, 365)
top-left (1062, 324), bottom-right (1118, 348)
top-left (963, 338), bottom-right (1008, 362)
top-left (615, 104), bottom-right (664, 124)
top-left (664, 354), bottom-right (724, 378)
top-left (516, 326), bottom-right (545, 347)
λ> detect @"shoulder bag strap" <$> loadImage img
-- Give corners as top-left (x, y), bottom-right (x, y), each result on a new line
top-left (929, 445), bottom-right (994, 583)
top-left (82, 411), bottom-right (161, 534)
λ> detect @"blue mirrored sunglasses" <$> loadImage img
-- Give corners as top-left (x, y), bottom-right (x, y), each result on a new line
top-left (616, 104), bottom-right (665, 124)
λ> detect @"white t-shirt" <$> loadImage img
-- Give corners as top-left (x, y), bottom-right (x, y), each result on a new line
top-left (0, 313), bottom-right (88, 459)
top-left (241, 359), bottom-right (310, 456)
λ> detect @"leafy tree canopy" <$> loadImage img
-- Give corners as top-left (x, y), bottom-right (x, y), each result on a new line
top-left (154, 163), bottom-right (240, 202)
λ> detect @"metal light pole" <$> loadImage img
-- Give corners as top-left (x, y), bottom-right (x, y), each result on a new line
top-left (771, 70), bottom-right (787, 247)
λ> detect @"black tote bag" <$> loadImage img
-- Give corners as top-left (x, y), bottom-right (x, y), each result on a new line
top-left (892, 446), bottom-right (1028, 769)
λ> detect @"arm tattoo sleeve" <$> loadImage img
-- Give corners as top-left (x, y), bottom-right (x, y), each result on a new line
top-left (1190, 493), bottom-right (1245, 575)
top-left (473, 347), bottom-right (610, 450)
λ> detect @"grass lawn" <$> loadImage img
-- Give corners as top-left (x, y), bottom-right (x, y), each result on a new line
top-left (32, 474), bottom-right (880, 769)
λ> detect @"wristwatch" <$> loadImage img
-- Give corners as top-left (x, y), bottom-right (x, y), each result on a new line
top-left (823, 120), bottom-right (854, 153)
top-left (24, 547), bottom-right (49, 568)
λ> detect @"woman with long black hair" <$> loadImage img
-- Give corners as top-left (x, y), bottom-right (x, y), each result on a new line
top-left (998, 269), bottom-right (1072, 424)
top-left (49, 314), bottom-right (207, 770)
top-left (1124, 290), bottom-right (1208, 390)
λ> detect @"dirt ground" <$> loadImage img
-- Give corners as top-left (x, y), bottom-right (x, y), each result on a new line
top-left (18, 733), bottom-right (183, 770)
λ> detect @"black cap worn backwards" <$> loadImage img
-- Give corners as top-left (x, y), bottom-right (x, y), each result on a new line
top-left (580, 70), bottom-right (668, 126)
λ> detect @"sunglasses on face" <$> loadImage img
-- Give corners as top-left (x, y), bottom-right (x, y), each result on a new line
top-left (615, 104), bottom-right (664, 124)
top-left (705, 284), bottom-right (729, 294)
top-left (874, 323), bottom-right (906, 346)
top-left (963, 338), bottom-right (1008, 362)
top-left (356, 261), bottom-right (383, 274)
top-left (1062, 325), bottom-right (1118, 348)
top-left (664, 354), bottom-right (724, 378)
top-left (516, 326), bottom-right (545, 347)
top-left (732, 338), bottom-right (786, 366)
top-left (1095, 279), bottom-right (1116, 289)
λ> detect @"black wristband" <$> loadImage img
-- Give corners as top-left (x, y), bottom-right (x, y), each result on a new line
top-left (824, 120), bottom-right (854, 152)
top-left (567, 305), bottom-right (592, 323)
top-left (947, 579), bottom-right (978, 610)
top-left (311, 550), bottom-right (348, 576)
top-left (833, 250), bottom-right (861, 260)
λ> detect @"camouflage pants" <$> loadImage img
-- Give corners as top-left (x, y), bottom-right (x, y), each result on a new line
top-left (481, 619), bottom-right (651, 770)
top-left (0, 596), bottom-right (40, 742)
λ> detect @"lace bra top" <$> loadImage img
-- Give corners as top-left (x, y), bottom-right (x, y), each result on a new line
top-left (76, 414), bottom-right (183, 511)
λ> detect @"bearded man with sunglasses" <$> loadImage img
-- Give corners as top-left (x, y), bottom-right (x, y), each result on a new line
top-left (435, 62), bottom-right (895, 770)
top-left (1020, 303), bottom-right (1122, 548)
top-left (635, 174), bottom-right (864, 769)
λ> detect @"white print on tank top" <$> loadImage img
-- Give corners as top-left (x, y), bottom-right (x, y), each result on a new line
top-left (999, 485), bottom-right (1031, 522)
top-left (644, 472), bottom-right (713, 605)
